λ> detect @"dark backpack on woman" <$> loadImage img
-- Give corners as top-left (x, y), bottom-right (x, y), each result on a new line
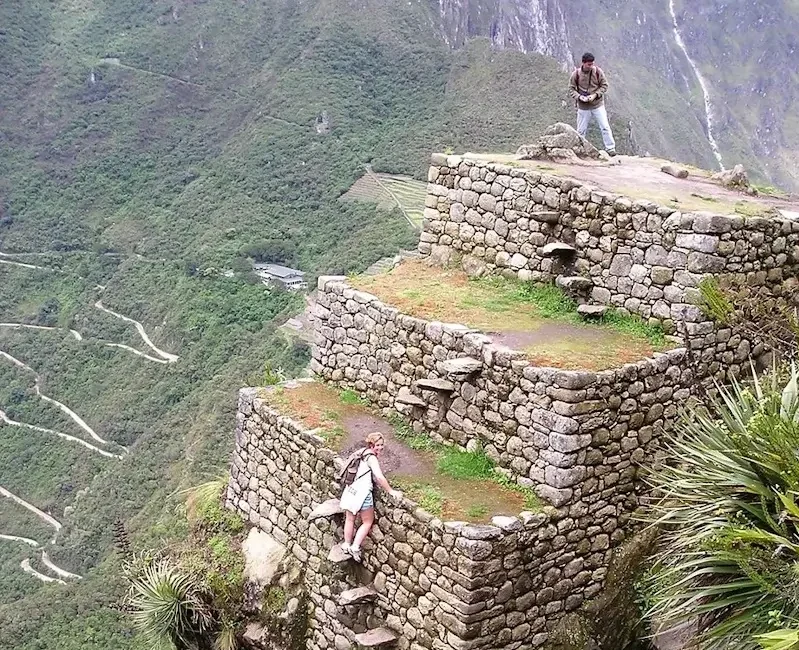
top-left (339, 448), bottom-right (375, 487)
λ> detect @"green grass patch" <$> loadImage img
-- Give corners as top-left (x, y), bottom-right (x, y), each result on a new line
top-left (437, 448), bottom-right (494, 480)
top-left (389, 412), bottom-right (437, 451)
top-left (494, 473), bottom-right (543, 511)
top-left (598, 310), bottom-right (666, 347)
top-left (734, 201), bottom-right (780, 218)
top-left (753, 184), bottom-right (789, 199)
top-left (338, 389), bottom-right (364, 406)
top-left (466, 504), bottom-right (489, 518)
top-left (319, 424), bottom-right (346, 445)
top-left (395, 481), bottom-right (444, 515)
top-left (473, 277), bottom-right (665, 346)
top-left (467, 276), bottom-right (576, 318)
top-left (517, 282), bottom-right (577, 318)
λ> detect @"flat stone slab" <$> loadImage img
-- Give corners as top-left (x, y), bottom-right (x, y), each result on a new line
top-left (541, 242), bottom-right (577, 257)
top-left (661, 163), bottom-right (689, 179)
top-left (577, 304), bottom-right (608, 318)
top-left (556, 276), bottom-right (593, 291)
top-left (328, 544), bottom-right (351, 564)
top-left (339, 586), bottom-right (379, 606)
top-left (309, 498), bottom-right (344, 521)
top-left (395, 388), bottom-right (426, 407)
top-left (414, 378), bottom-right (456, 392)
top-left (441, 357), bottom-right (482, 376)
top-left (355, 628), bottom-right (398, 648)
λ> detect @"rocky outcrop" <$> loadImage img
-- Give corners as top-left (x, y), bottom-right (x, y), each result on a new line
top-left (240, 528), bottom-right (309, 650)
top-left (712, 164), bottom-right (757, 195)
top-left (548, 529), bottom-right (658, 650)
top-left (517, 123), bottom-right (600, 163)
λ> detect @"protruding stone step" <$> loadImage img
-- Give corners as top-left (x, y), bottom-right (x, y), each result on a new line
top-left (541, 242), bottom-right (577, 257)
top-left (354, 628), bottom-right (398, 648)
top-left (395, 388), bottom-right (426, 407)
top-left (441, 357), bottom-right (482, 378)
top-left (530, 210), bottom-right (560, 224)
top-left (339, 586), bottom-right (379, 606)
top-left (309, 499), bottom-right (344, 521)
top-left (414, 378), bottom-right (456, 392)
top-left (577, 304), bottom-right (608, 318)
top-left (328, 544), bottom-right (351, 564)
top-left (555, 276), bottom-right (593, 292)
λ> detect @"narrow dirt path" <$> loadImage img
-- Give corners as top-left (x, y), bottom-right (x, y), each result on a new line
top-left (0, 349), bottom-right (125, 450)
top-left (0, 485), bottom-right (61, 536)
top-left (21, 558), bottom-right (66, 585)
top-left (102, 342), bottom-right (171, 364)
top-left (0, 323), bottom-right (82, 340)
top-left (0, 533), bottom-right (40, 547)
top-left (0, 322), bottom-right (180, 362)
top-left (95, 301), bottom-right (178, 363)
top-left (0, 408), bottom-right (124, 459)
top-left (41, 550), bottom-right (82, 580)
top-left (0, 259), bottom-right (49, 271)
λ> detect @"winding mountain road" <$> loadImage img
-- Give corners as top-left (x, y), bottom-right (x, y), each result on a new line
top-left (0, 485), bottom-right (62, 535)
top-left (95, 301), bottom-right (178, 362)
top-left (0, 349), bottom-right (125, 450)
top-left (41, 551), bottom-right (82, 580)
top-left (0, 322), bottom-right (176, 363)
top-left (0, 533), bottom-right (39, 547)
top-left (0, 486), bottom-right (84, 582)
top-left (0, 408), bottom-right (123, 459)
top-left (0, 259), bottom-right (48, 271)
top-left (0, 323), bottom-right (82, 340)
top-left (21, 558), bottom-right (66, 585)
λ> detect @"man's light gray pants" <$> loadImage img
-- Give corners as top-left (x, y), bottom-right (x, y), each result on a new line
top-left (576, 105), bottom-right (616, 152)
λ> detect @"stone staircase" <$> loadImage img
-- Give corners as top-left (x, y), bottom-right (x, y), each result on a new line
top-left (311, 500), bottom-right (399, 650)
top-left (542, 240), bottom-right (605, 313)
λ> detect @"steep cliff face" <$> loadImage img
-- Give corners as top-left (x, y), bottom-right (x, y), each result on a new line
top-left (437, 0), bottom-right (572, 66)
top-left (434, 0), bottom-right (798, 190)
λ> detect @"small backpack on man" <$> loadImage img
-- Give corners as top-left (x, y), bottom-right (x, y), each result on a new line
top-left (338, 448), bottom-right (375, 487)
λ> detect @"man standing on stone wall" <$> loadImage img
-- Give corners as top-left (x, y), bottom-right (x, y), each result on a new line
top-left (569, 52), bottom-right (616, 156)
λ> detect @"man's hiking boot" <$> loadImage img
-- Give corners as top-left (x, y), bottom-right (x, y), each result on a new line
top-left (607, 150), bottom-right (617, 157)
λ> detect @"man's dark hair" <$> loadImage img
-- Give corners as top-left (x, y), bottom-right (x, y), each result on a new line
top-left (582, 52), bottom-right (595, 63)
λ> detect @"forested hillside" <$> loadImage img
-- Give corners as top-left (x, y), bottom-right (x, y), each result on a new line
top-left (0, 1), bottom-right (609, 647)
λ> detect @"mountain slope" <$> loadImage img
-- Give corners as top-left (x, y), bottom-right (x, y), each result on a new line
top-left (0, 1), bottom-right (611, 647)
top-left (431, 0), bottom-right (799, 190)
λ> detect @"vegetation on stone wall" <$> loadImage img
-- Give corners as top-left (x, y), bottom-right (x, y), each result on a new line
top-left (643, 365), bottom-right (799, 649)
top-left (122, 478), bottom-right (245, 650)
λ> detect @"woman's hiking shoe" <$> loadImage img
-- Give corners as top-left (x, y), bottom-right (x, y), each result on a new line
top-left (349, 546), bottom-right (362, 562)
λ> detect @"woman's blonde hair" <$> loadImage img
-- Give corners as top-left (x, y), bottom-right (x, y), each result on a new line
top-left (365, 432), bottom-right (385, 448)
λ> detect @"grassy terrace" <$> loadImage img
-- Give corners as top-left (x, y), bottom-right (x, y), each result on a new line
top-left (351, 259), bottom-right (668, 371)
top-left (340, 172), bottom-right (428, 228)
top-left (262, 381), bottom-right (539, 523)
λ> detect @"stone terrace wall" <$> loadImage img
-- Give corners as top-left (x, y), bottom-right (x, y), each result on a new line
top-left (311, 277), bottom-right (692, 514)
top-left (422, 155), bottom-right (799, 349)
top-left (227, 386), bottom-right (624, 650)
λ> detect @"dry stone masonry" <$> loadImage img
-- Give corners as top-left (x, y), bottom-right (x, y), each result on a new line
top-left (421, 154), bottom-right (799, 381)
top-left (228, 152), bottom-right (799, 650)
top-left (227, 386), bottom-right (637, 650)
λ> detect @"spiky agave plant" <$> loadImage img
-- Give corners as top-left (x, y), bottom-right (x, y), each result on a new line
top-left (644, 364), bottom-right (799, 650)
top-left (126, 558), bottom-right (213, 650)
